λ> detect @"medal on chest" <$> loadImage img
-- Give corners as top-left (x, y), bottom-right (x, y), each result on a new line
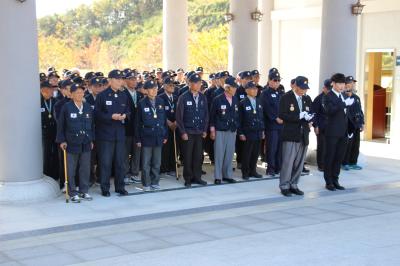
top-left (290, 104), bottom-right (295, 112)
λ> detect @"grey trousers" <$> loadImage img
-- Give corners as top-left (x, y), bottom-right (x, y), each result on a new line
top-left (214, 131), bottom-right (236, 180)
top-left (279, 141), bottom-right (308, 190)
top-left (125, 136), bottom-right (141, 177)
top-left (66, 151), bottom-right (91, 197)
top-left (141, 146), bottom-right (162, 187)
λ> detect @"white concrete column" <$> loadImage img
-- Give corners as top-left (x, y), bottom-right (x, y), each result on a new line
top-left (319, 0), bottom-right (358, 87)
top-left (228, 0), bottom-right (259, 76)
top-left (258, 0), bottom-right (274, 85)
top-left (0, 0), bottom-right (59, 203)
top-left (163, 0), bottom-right (188, 71)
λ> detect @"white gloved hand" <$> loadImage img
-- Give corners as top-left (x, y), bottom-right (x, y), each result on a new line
top-left (299, 111), bottom-right (307, 119)
top-left (304, 113), bottom-right (314, 121)
top-left (344, 98), bottom-right (354, 106)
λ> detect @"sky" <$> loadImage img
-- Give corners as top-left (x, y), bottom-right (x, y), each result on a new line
top-left (35, 0), bottom-right (95, 18)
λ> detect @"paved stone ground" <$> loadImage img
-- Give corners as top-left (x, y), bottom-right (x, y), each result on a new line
top-left (1, 147), bottom-right (400, 265)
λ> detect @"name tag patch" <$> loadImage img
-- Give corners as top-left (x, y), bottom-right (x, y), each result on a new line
top-left (271, 94), bottom-right (277, 98)
top-left (240, 95), bottom-right (245, 99)
top-left (41, 108), bottom-right (45, 112)
top-left (144, 107), bottom-right (150, 112)
top-left (106, 101), bottom-right (112, 106)
top-left (245, 106), bottom-right (251, 111)
top-left (187, 101), bottom-right (192, 106)
top-left (70, 113), bottom-right (77, 118)
top-left (165, 106), bottom-right (170, 111)
top-left (221, 105), bottom-right (226, 110)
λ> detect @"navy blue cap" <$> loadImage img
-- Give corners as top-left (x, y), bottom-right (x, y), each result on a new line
top-left (185, 71), bottom-right (196, 78)
top-left (268, 71), bottom-right (281, 81)
top-left (70, 83), bottom-right (85, 93)
top-left (239, 71), bottom-right (252, 79)
top-left (220, 71), bottom-right (229, 78)
top-left (84, 72), bottom-right (96, 80)
top-left (163, 77), bottom-right (174, 85)
top-left (108, 69), bottom-right (123, 79)
top-left (60, 79), bottom-right (73, 88)
top-left (101, 77), bottom-right (108, 85)
top-left (156, 68), bottom-right (163, 73)
top-left (345, 76), bottom-right (357, 83)
top-left (224, 76), bottom-right (238, 88)
top-left (40, 80), bottom-right (52, 88)
top-left (324, 79), bottom-right (332, 89)
top-left (209, 73), bottom-right (216, 80)
top-left (244, 81), bottom-right (257, 89)
top-left (72, 76), bottom-right (84, 85)
top-left (143, 80), bottom-right (157, 89)
top-left (188, 73), bottom-right (202, 83)
top-left (161, 71), bottom-right (170, 79)
top-left (269, 67), bottom-right (279, 74)
top-left (95, 72), bottom-right (104, 77)
top-left (196, 66), bottom-right (204, 73)
top-left (39, 73), bottom-right (47, 81)
top-left (48, 71), bottom-right (60, 79)
top-left (251, 70), bottom-right (260, 76)
top-left (89, 77), bottom-right (103, 86)
top-left (290, 79), bottom-right (296, 85)
top-left (295, 76), bottom-right (310, 90)
top-left (176, 68), bottom-right (184, 73)
top-left (125, 72), bottom-right (136, 79)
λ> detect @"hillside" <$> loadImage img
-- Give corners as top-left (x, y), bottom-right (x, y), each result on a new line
top-left (38, 0), bottom-right (229, 73)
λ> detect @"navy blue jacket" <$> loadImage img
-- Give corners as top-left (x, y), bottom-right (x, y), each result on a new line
top-left (178, 85), bottom-right (189, 96)
top-left (213, 86), bottom-right (224, 99)
top-left (135, 96), bottom-right (167, 147)
top-left (210, 93), bottom-right (240, 132)
top-left (56, 101), bottom-right (94, 153)
top-left (204, 86), bottom-right (217, 111)
top-left (235, 85), bottom-right (247, 102)
top-left (260, 87), bottom-right (284, 130)
top-left (344, 93), bottom-right (364, 129)
top-left (53, 97), bottom-right (70, 123)
top-left (124, 88), bottom-right (144, 137)
top-left (176, 91), bottom-right (209, 135)
top-left (312, 92), bottom-right (328, 131)
top-left (159, 92), bottom-right (178, 122)
top-left (41, 96), bottom-right (57, 140)
top-left (94, 87), bottom-right (131, 141)
top-left (238, 97), bottom-right (265, 140)
top-left (85, 93), bottom-right (96, 110)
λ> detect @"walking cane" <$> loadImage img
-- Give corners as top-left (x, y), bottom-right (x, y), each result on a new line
top-left (173, 130), bottom-right (180, 180)
top-left (63, 148), bottom-right (70, 203)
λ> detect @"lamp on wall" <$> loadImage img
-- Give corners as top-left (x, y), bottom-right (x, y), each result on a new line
top-left (351, 0), bottom-right (365, 16)
top-left (251, 8), bottom-right (263, 22)
top-left (224, 12), bottom-right (234, 23)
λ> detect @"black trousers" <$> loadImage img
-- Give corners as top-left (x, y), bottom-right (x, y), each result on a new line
top-left (42, 137), bottom-right (59, 181)
top-left (161, 128), bottom-right (177, 173)
top-left (241, 139), bottom-right (261, 177)
top-left (342, 128), bottom-right (361, 165)
top-left (324, 135), bottom-right (347, 185)
top-left (235, 135), bottom-right (244, 164)
top-left (316, 129), bottom-right (326, 170)
top-left (182, 134), bottom-right (203, 183)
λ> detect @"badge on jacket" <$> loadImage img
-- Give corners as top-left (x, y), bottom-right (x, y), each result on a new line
top-left (70, 113), bottom-right (77, 118)
top-left (106, 101), bottom-right (112, 106)
top-left (187, 101), bottom-right (192, 106)
top-left (290, 104), bottom-right (295, 112)
top-left (245, 106), bottom-right (251, 111)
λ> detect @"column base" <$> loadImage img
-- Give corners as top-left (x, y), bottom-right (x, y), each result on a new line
top-left (0, 176), bottom-right (61, 204)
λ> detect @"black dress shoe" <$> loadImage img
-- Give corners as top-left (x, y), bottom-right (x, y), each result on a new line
top-left (242, 176), bottom-right (250, 180)
top-left (266, 171), bottom-right (275, 177)
top-left (194, 178), bottom-right (207, 186)
top-left (214, 179), bottom-right (222, 185)
top-left (333, 183), bottom-right (345, 190)
top-left (290, 188), bottom-right (304, 196)
top-left (281, 189), bottom-right (292, 197)
top-left (184, 181), bottom-right (191, 188)
top-left (201, 170), bottom-right (206, 175)
top-left (223, 178), bottom-right (237, 183)
top-left (302, 166), bottom-right (310, 174)
top-left (101, 191), bottom-right (111, 197)
top-left (325, 184), bottom-right (336, 191)
top-left (252, 173), bottom-right (263, 178)
top-left (116, 189), bottom-right (129, 196)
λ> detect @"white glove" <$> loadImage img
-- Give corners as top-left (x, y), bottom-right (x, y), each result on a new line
top-left (304, 113), bottom-right (314, 121)
top-left (299, 111), bottom-right (307, 120)
top-left (344, 98), bottom-right (354, 106)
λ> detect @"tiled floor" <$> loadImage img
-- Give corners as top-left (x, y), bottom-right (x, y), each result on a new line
top-left (1, 152), bottom-right (400, 265)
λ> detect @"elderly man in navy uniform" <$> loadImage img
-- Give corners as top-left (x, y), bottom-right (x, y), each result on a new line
top-left (40, 80), bottom-right (59, 181)
top-left (123, 71), bottom-right (143, 185)
top-left (56, 83), bottom-right (94, 203)
top-left (323, 73), bottom-right (354, 191)
top-left (238, 81), bottom-right (265, 180)
top-left (135, 80), bottom-right (167, 191)
top-left (312, 78), bottom-right (331, 171)
top-left (210, 76), bottom-right (239, 184)
top-left (95, 69), bottom-right (131, 197)
top-left (342, 76), bottom-right (364, 171)
top-left (278, 76), bottom-right (313, 197)
top-left (159, 77), bottom-right (178, 176)
top-left (176, 73), bottom-right (209, 187)
top-left (261, 71), bottom-right (284, 177)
